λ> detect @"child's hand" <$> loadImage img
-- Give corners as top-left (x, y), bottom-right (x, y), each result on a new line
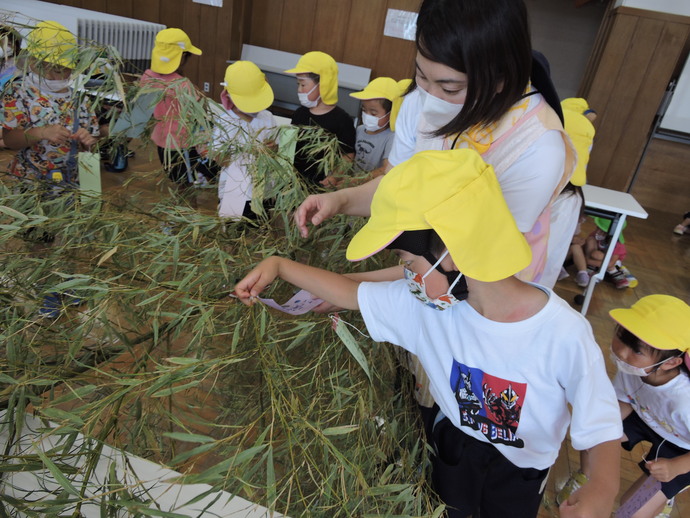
top-left (234, 257), bottom-right (281, 305)
top-left (559, 484), bottom-right (614, 518)
top-left (41, 125), bottom-right (72, 145)
top-left (71, 128), bottom-right (97, 150)
top-left (646, 458), bottom-right (680, 482)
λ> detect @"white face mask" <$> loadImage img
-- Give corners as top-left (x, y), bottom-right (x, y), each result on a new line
top-left (361, 111), bottom-right (389, 132)
top-left (418, 86), bottom-right (463, 130)
top-left (298, 83), bottom-right (320, 108)
top-left (26, 72), bottom-right (72, 93)
top-left (610, 351), bottom-right (679, 377)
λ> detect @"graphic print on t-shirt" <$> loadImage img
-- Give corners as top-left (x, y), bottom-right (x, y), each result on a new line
top-left (355, 138), bottom-right (375, 169)
top-left (450, 360), bottom-right (527, 447)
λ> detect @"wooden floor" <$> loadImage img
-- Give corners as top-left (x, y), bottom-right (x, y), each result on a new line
top-left (2, 141), bottom-right (689, 516)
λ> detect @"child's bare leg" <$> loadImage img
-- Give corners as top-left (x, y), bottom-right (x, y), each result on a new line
top-left (571, 244), bottom-right (587, 272)
top-left (584, 237), bottom-right (602, 269)
top-left (615, 474), bottom-right (667, 518)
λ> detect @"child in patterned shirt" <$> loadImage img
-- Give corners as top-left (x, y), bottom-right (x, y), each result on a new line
top-left (2, 21), bottom-right (99, 185)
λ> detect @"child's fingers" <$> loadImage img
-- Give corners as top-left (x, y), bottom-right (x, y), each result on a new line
top-left (235, 270), bottom-right (269, 299)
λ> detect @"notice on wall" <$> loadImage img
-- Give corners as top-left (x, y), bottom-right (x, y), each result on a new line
top-left (383, 9), bottom-right (418, 41)
top-left (193, 0), bottom-right (222, 6)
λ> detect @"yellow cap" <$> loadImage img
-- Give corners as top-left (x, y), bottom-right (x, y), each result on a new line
top-left (284, 51), bottom-right (338, 105)
top-left (26, 21), bottom-right (77, 68)
top-left (610, 295), bottom-right (690, 354)
top-left (150, 28), bottom-right (202, 75)
top-left (222, 61), bottom-right (274, 113)
top-left (561, 97), bottom-right (595, 186)
top-left (346, 149), bottom-right (532, 282)
top-left (350, 77), bottom-right (411, 131)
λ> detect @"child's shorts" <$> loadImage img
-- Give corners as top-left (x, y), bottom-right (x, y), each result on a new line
top-left (622, 411), bottom-right (690, 498)
top-left (431, 414), bottom-right (548, 518)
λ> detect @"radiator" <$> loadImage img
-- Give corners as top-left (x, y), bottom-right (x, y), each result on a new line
top-left (0, 0), bottom-right (164, 74)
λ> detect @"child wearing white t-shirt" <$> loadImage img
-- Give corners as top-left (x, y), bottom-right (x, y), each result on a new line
top-left (235, 149), bottom-right (622, 518)
top-left (209, 60), bottom-right (276, 219)
top-left (608, 295), bottom-right (690, 518)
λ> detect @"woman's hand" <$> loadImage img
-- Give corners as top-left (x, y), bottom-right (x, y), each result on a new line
top-left (293, 191), bottom-right (344, 238)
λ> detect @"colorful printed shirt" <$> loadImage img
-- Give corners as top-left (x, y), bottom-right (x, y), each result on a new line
top-left (2, 79), bottom-right (99, 179)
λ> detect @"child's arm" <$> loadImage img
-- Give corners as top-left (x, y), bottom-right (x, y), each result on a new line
top-left (619, 400), bottom-right (633, 420)
top-left (310, 265), bottom-right (404, 314)
top-left (3, 125), bottom-right (72, 149)
top-left (560, 439), bottom-right (620, 518)
top-left (235, 256), bottom-right (360, 310)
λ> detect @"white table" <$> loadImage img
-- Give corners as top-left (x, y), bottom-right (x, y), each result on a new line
top-left (580, 184), bottom-right (648, 315)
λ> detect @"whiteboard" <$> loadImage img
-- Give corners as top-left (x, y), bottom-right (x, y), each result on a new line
top-left (659, 54), bottom-right (690, 134)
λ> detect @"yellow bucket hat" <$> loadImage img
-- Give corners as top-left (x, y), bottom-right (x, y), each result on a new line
top-left (151, 28), bottom-right (202, 75)
top-left (350, 77), bottom-right (412, 131)
top-left (610, 295), bottom-right (690, 355)
top-left (26, 21), bottom-right (77, 69)
top-left (284, 51), bottom-right (338, 105)
top-left (346, 149), bottom-right (532, 282)
top-left (222, 61), bottom-right (274, 113)
top-left (561, 97), bottom-right (595, 187)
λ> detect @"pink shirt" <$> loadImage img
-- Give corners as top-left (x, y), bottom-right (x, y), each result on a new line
top-left (139, 69), bottom-right (195, 149)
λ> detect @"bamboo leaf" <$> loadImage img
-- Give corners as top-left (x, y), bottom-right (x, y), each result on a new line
top-left (96, 245), bottom-right (118, 266)
top-left (164, 357), bottom-right (201, 365)
top-left (322, 425), bottom-right (360, 436)
top-left (333, 316), bottom-right (371, 381)
top-left (0, 205), bottom-right (28, 220)
top-left (39, 408), bottom-right (85, 427)
top-left (34, 446), bottom-right (80, 497)
top-left (162, 432), bottom-right (215, 444)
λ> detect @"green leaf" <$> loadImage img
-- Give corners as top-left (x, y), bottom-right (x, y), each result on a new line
top-left (34, 447), bottom-right (80, 497)
top-left (333, 316), bottom-right (371, 381)
top-left (0, 205), bottom-right (28, 220)
top-left (40, 408), bottom-right (85, 427)
top-left (162, 432), bottom-right (215, 444)
top-left (322, 424), bottom-right (359, 436)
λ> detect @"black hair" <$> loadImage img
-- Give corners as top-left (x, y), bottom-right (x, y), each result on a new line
top-left (304, 72), bottom-right (320, 84)
top-left (387, 229), bottom-right (445, 257)
top-left (427, 229), bottom-right (445, 257)
top-left (379, 98), bottom-right (393, 112)
top-left (0, 26), bottom-right (21, 57)
top-left (415, 0), bottom-right (532, 138)
top-left (561, 183), bottom-right (585, 219)
top-left (615, 324), bottom-right (688, 374)
top-left (177, 52), bottom-right (191, 74)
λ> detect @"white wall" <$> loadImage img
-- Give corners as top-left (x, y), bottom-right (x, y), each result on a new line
top-left (614, 0), bottom-right (690, 17)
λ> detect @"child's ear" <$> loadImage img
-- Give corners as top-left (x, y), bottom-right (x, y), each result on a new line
top-left (660, 356), bottom-right (683, 371)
